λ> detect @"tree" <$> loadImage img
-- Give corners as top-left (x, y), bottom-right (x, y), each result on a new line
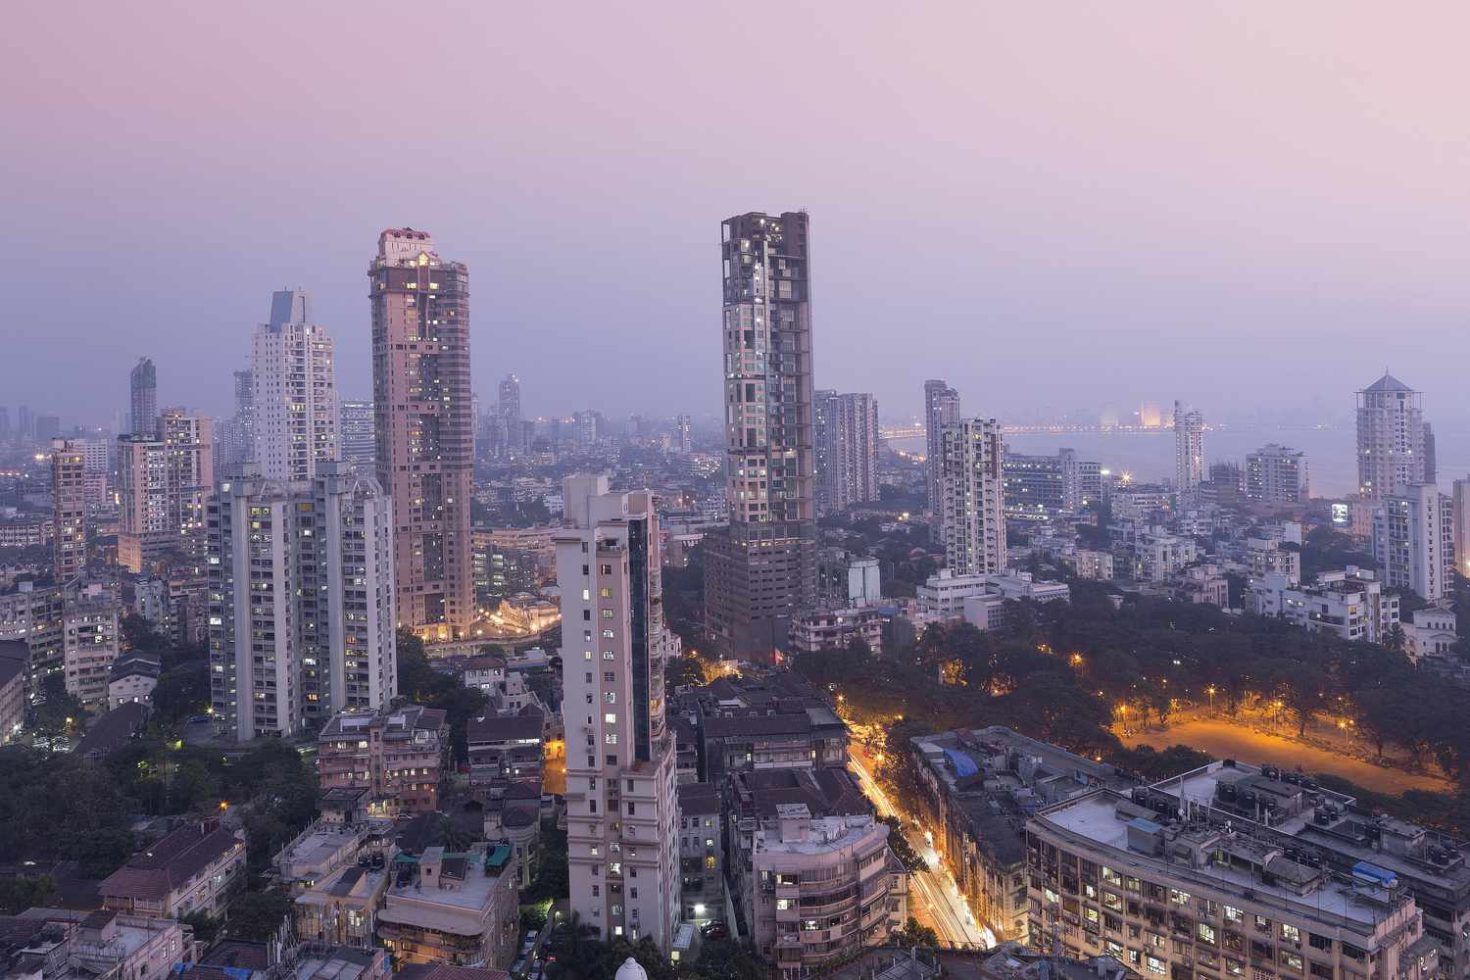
top-left (893, 917), bottom-right (940, 949)
top-left (225, 890), bottom-right (292, 941)
top-left (880, 816), bottom-right (925, 871)
top-left (0, 875), bottom-right (54, 914)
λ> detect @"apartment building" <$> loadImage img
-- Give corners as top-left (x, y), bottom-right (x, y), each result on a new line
top-left (1372, 484), bottom-right (1454, 603)
top-left (376, 844), bottom-right (520, 969)
top-left (61, 589), bottom-right (120, 711)
top-left (317, 704), bottom-right (449, 815)
top-left (728, 768), bottom-right (906, 976)
top-left (1249, 568), bottom-right (1400, 645)
top-left (98, 822), bottom-right (246, 919)
top-left (788, 606), bottom-right (885, 654)
top-left (676, 782), bottom-right (723, 928)
top-left (911, 727), bottom-right (1131, 943)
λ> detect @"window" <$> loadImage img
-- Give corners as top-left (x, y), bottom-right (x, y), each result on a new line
top-left (1102, 866), bottom-right (1122, 886)
top-left (604, 692), bottom-right (617, 703)
top-left (604, 713), bottom-right (617, 724)
top-left (1281, 953), bottom-right (1303, 972)
top-left (1307, 934), bottom-right (1332, 952)
top-left (601, 609), bottom-right (614, 619)
top-left (1145, 956), bottom-right (1166, 975)
top-left (1198, 924), bottom-right (1217, 946)
top-left (1224, 906), bottom-right (1243, 924)
top-left (1169, 889), bottom-right (1191, 906)
top-left (1254, 915), bottom-right (1271, 932)
top-left (601, 564), bottom-right (613, 575)
top-left (1280, 924), bottom-right (1300, 944)
top-left (1103, 892), bottom-right (1123, 911)
top-left (600, 587), bottom-right (612, 597)
top-left (628, 802), bottom-right (636, 815)
top-left (605, 734), bottom-right (619, 744)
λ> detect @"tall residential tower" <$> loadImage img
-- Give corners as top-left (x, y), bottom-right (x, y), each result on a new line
top-left (370, 229), bottom-right (474, 637)
top-left (938, 418), bottom-right (1007, 577)
top-left (556, 475), bottom-right (679, 949)
top-left (924, 380), bottom-right (961, 514)
top-left (1357, 373), bottom-right (1430, 500)
top-left (129, 357), bottom-right (158, 437)
top-left (704, 212), bottom-right (816, 659)
top-left (1173, 400), bottom-right (1204, 500)
top-left (252, 289), bottom-right (340, 482)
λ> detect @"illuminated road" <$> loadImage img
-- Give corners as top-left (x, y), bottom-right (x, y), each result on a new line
top-left (849, 748), bottom-right (992, 949)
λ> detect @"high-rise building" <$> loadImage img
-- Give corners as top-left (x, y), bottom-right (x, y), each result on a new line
top-left (117, 410), bottom-right (214, 572)
top-left (209, 463), bottom-right (396, 742)
top-left (130, 357), bottom-right (158, 437)
top-left (924, 380), bottom-right (961, 514)
top-left (370, 228), bottom-right (474, 638)
top-left (339, 399), bottom-right (376, 472)
top-left (815, 391), bottom-right (879, 513)
top-left (498, 373), bottom-right (524, 457)
top-left (1453, 478), bottom-right (1470, 578)
top-left (1357, 373), bottom-right (1429, 499)
top-left (219, 368), bottom-right (255, 468)
top-left (1003, 448), bottom-right (1101, 520)
top-left (704, 212), bottom-right (817, 659)
top-left (938, 418), bottom-right (1007, 577)
top-left (1373, 483), bottom-right (1453, 603)
top-left (251, 289), bottom-right (340, 482)
top-left (556, 475), bottom-right (679, 949)
top-left (674, 414), bottom-right (692, 454)
top-left (16, 406), bottom-right (33, 444)
top-left (1244, 444), bottom-right (1310, 506)
top-left (51, 439), bottom-right (87, 582)
top-left (1173, 400), bottom-right (1204, 499)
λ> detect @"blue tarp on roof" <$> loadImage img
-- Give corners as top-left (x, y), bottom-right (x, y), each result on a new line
top-left (1352, 861), bottom-right (1398, 887)
top-left (944, 748), bottom-right (979, 778)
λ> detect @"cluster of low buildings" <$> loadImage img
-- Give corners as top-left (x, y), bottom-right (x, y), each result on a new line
top-left (907, 726), bottom-right (1470, 980)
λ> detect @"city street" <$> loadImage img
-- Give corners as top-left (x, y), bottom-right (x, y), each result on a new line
top-left (849, 747), bottom-right (993, 950)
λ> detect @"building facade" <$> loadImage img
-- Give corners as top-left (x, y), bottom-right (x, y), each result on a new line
top-left (252, 288), bottom-right (340, 482)
top-left (557, 475), bottom-right (680, 949)
top-left (339, 399), bottom-right (376, 472)
top-left (208, 464), bottom-right (396, 740)
top-left (317, 703), bottom-right (448, 815)
top-left (924, 380), bottom-right (961, 515)
top-left (370, 228), bottom-right (474, 637)
top-left (117, 411), bottom-right (214, 572)
top-left (815, 391), bottom-right (879, 513)
top-left (130, 357), bottom-right (158, 438)
top-left (938, 419), bottom-right (1007, 577)
top-left (1372, 484), bottom-right (1453, 602)
top-left (705, 212), bottom-right (817, 660)
top-left (1173, 400), bottom-right (1204, 498)
top-left (51, 439), bottom-right (87, 581)
top-left (1245, 444), bottom-right (1310, 506)
top-left (1357, 373), bottom-right (1430, 499)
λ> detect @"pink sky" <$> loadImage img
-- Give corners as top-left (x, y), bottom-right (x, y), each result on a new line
top-left (5, 1), bottom-right (1470, 434)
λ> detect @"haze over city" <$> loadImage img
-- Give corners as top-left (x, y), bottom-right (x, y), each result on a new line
top-left (8, 7), bottom-right (1470, 980)
top-left (8, 3), bottom-right (1470, 428)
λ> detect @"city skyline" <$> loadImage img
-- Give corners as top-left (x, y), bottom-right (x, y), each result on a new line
top-left (12, 6), bottom-right (1470, 425)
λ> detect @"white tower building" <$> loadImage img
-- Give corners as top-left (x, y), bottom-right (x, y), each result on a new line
top-left (252, 289), bottom-right (340, 482)
top-left (938, 418), bottom-right (1007, 577)
top-left (556, 475), bottom-right (679, 949)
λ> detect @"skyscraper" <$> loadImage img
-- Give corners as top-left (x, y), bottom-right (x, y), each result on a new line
top-left (555, 475), bottom-right (679, 949)
top-left (252, 289), bottom-right (340, 482)
top-left (50, 439), bottom-right (87, 582)
top-left (1173, 400), bottom-right (1204, 499)
top-left (924, 380), bottom-right (961, 514)
top-left (130, 357), bottom-right (158, 437)
top-left (370, 228), bottom-right (474, 637)
top-left (219, 369), bottom-right (255, 468)
top-left (938, 418), bottom-right (1007, 576)
top-left (673, 413), bottom-right (692, 454)
top-left (815, 391), bottom-right (879, 513)
top-left (498, 373), bottom-right (524, 457)
top-left (209, 463), bottom-right (396, 742)
top-left (1357, 373), bottom-right (1429, 500)
top-left (339, 399), bottom-right (376, 472)
top-left (704, 211), bottom-right (816, 659)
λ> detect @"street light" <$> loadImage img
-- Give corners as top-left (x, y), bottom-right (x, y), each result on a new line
top-left (1206, 685), bottom-right (1216, 713)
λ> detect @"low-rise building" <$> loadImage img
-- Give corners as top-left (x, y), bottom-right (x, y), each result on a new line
top-left (1068, 550), bottom-right (1115, 582)
top-left (1027, 770), bottom-right (1438, 980)
top-left (98, 822), bottom-right (245, 919)
top-left (727, 767), bottom-right (905, 976)
top-left (676, 782), bottom-right (723, 927)
top-left (294, 858), bottom-right (395, 948)
top-left (275, 819), bottom-right (375, 893)
top-left (1248, 567), bottom-right (1399, 644)
top-left (1176, 564), bottom-right (1229, 608)
top-left (788, 606), bottom-right (885, 654)
top-left (61, 589), bottom-right (120, 712)
top-left (0, 909), bottom-right (191, 980)
top-left (1405, 606), bottom-right (1457, 661)
top-left (466, 708), bottom-right (545, 786)
top-left (910, 727), bottom-right (1132, 943)
top-left (108, 654), bottom-right (160, 709)
top-left (317, 704), bottom-right (449, 816)
top-left (376, 844), bottom-right (520, 969)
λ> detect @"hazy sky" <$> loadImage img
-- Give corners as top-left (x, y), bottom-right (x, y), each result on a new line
top-left (6, 2), bottom-right (1470, 431)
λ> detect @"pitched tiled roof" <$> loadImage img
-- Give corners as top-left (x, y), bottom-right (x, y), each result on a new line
top-left (98, 825), bottom-right (240, 901)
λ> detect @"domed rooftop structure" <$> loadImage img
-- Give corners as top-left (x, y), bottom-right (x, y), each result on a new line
top-left (616, 958), bottom-right (648, 980)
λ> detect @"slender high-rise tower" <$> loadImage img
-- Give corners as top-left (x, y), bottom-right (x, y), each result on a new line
top-left (51, 439), bottom-right (87, 582)
top-left (498, 373), bottom-right (524, 457)
top-left (1173, 400), bottom-right (1204, 500)
top-left (704, 211), bottom-right (816, 659)
top-left (924, 380), bottom-right (961, 514)
top-left (370, 229), bottom-right (474, 637)
top-left (129, 357), bottom-right (158, 438)
top-left (1357, 373), bottom-right (1429, 500)
top-left (252, 289), bottom-right (340, 482)
top-left (556, 475), bottom-right (679, 949)
top-left (815, 391), bottom-right (879, 513)
top-left (938, 418), bottom-right (1007, 576)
